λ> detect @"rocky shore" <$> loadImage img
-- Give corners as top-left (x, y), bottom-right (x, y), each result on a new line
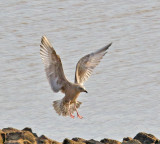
top-left (0, 127), bottom-right (159, 144)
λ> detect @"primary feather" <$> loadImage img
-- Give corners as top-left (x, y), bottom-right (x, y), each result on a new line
top-left (40, 36), bottom-right (69, 93)
top-left (75, 43), bottom-right (112, 85)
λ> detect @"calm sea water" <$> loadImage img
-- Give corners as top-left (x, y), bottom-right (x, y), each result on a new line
top-left (0, 0), bottom-right (160, 142)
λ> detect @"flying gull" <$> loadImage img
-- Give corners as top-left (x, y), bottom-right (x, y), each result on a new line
top-left (40, 36), bottom-right (112, 119)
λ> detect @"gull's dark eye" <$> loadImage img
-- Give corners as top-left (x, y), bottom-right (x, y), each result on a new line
top-left (80, 87), bottom-right (83, 90)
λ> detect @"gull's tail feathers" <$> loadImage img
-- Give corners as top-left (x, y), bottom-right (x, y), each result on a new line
top-left (53, 99), bottom-right (82, 116)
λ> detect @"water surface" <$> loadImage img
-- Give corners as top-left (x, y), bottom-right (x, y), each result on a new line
top-left (0, 0), bottom-right (160, 141)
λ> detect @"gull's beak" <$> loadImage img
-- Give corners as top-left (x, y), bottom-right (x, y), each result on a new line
top-left (84, 90), bottom-right (88, 93)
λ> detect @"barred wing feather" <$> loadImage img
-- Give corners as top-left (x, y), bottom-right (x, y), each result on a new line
top-left (40, 36), bottom-right (68, 93)
top-left (75, 43), bottom-right (112, 85)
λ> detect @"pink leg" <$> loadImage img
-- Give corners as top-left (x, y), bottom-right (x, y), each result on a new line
top-left (69, 102), bottom-right (75, 119)
top-left (70, 112), bottom-right (75, 119)
top-left (75, 105), bottom-right (83, 119)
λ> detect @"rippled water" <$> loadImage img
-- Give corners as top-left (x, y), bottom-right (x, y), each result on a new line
top-left (0, 0), bottom-right (160, 142)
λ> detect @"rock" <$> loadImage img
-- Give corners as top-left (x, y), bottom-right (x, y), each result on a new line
top-left (63, 138), bottom-right (81, 144)
top-left (22, 128), bottom-right (33, 133)
top-left (37, 135), bottom-right (61, 144)
top-left (122, 137), bottom-right (141, 144)
top-left (24, 140), bottom-right (32, 144)
top-left (22, 127), bottom-right (38, 138)
top-left (22, 130), bottom-right (37, 144)
top-left (6, 131), bottom-right (23, 141)
top-left (86, 139), bottom-right (103, 144)
top-left (134, 132), bottom-right (159, 144)
top-left (122, 139), bottom-right (142, 144)
top-left (4, 139), bottom-right (24, 144)
top-left (2, 127), bottom-right (36, 144)
top-left (1, 127), bottom-right (160, 144)
top-left (0, 129), bottom-right (5, 143)
top-left (2, 127), bottom-right (23, 143)
top-left (100, 138), bottom-right (121, 144)
top-left (123, 137), bottom-right (133, 142)
top-left (72, 137), bottom-right (86, 143)
top-left (2, 127), bottom-right (21, 133)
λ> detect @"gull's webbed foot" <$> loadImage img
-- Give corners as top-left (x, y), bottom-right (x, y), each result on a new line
top-left (70, 113), bottom-right (75, 119)
top-left (77, 113), bottom-right (83, 119)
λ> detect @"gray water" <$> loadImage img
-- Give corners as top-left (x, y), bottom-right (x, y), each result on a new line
top-left (0, 0), bottom-right (160, 142)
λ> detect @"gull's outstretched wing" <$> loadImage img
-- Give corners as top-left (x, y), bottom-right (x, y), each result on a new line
top-left (40, 36), bottom-right (68, 93)
top-left (75, 43), bottom-right (112, 85)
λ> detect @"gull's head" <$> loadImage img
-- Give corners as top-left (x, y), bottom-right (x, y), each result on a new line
top-left (77, 85), bottom-right (88, 93)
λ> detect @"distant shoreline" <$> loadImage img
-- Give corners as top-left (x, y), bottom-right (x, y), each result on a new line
top-left (0, 127), bottom-right (159, 144)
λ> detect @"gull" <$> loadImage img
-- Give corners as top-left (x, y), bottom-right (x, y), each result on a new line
top-left (40, 36), bottom-right (112, 119)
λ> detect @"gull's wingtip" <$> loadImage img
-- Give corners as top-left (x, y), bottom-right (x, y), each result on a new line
top-left (100, 42), bottom-right (112, 52)
top-left (41, 35), bottom-right (46, 38)
top-left (95, 42), bottom-right (112, 54)
top-left (105, 42), bottom-right (112, 50)
top-left (109, 42), bottom-right (112, 46)
top-left (40, 35), bottom-right (53, 48)
top-left (41, 35), bottom-right (47, 41)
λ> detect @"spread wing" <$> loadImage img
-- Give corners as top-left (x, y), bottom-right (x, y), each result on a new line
top-left (75, 43), bottom-right (112, 85)
top-left (40, 36), bottom-right (68, 93)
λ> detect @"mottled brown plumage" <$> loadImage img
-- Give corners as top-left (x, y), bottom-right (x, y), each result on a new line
top-left (40, 36), bottom-right (112, 119)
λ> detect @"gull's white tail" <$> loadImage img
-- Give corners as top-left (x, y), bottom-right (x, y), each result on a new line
top-left (53, 99), bottom-right (82, 116)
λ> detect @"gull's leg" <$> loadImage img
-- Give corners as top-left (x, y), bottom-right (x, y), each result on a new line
top-left (68, 101), bottom-right (75, 119)
top-left (74, 103), bottom-right (83, 119)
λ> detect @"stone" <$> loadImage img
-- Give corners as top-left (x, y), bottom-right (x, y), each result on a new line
top-left (63, 138), bottom-right (85, 144)
top-left (2, 127), bottom-right (20, 133)
top-left (22, 130), bottom-right (37, 144)
top-left (86, 139), bottom-right (103, 144)
top-left (4, 139), bottom-right (24, 144)
top-left (122, 139), bottom-right (142, 144)
top-left (0, 129), bottom-right (5, 143)
top-left (2, 128), bottom-right (23, 143)
top-left (37, 135), bottom-right (61, 144)
top-left (123, 137), bottom-right (133, 142)
top-left (2, 127), bottom-right (36, 144)
top-left (100, 138), bottom-right (121, 144)
top-left (5, 132), bottom-right (22, 141)
top-left (72, 137), bottom-right (86, 143)
top-left (1, 127), bottom-right (160, 144)
top-left (22, 127), bottom-right (38, 138)
top-left (134, 132), bottom-right (159, 144)
top-left (22, 128), bottom-right (33, 133)
top-left (24, 140), bottom-right (32, 144)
